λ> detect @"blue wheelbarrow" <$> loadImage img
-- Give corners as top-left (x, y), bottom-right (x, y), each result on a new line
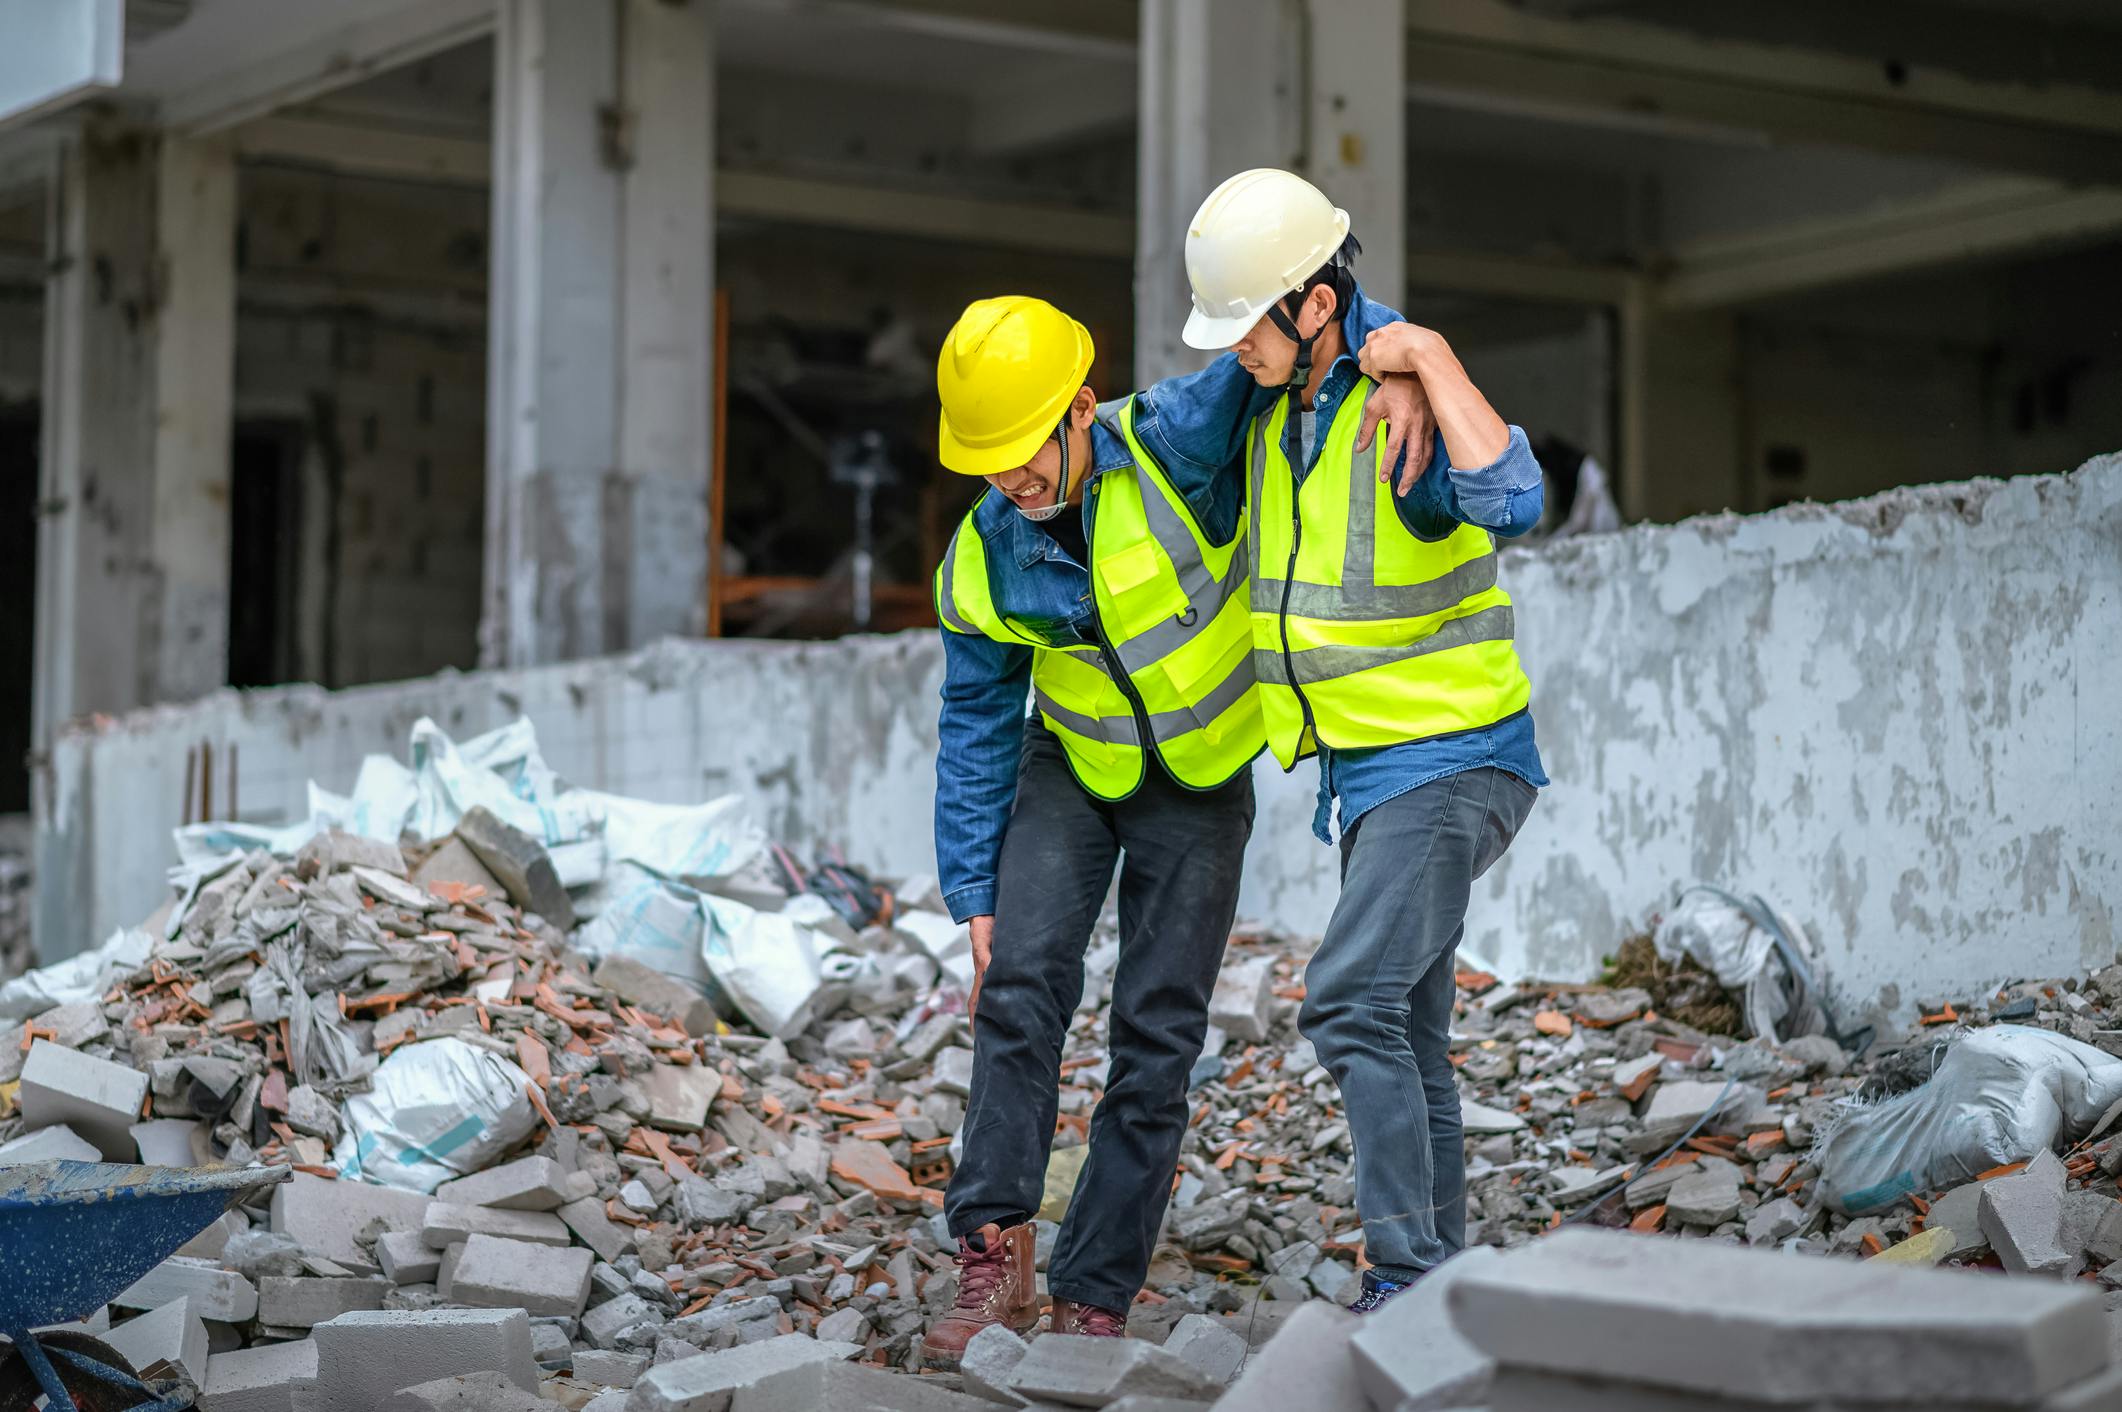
top-left (0, 1160), bottom-right (291, 1411)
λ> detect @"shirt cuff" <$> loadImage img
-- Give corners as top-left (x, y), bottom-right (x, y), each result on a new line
top-left (944, 883), bottom-right (996, 924)
top-left (1448, 425), bottom-right (1542, 533)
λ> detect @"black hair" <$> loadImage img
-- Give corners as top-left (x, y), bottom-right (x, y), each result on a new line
top-left (1281, 232), bottom-right (1363, 324)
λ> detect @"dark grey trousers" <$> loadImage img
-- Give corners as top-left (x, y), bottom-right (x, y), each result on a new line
top-left (1298, 766), bottom-right (1537, 1278)
top-left (946, 726), bottom-right (1254, 1313)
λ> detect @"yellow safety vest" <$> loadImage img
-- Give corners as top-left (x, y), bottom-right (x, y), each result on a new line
top-left (934, 398), bottom-right (1264, 800)
top-left (1247, 380), bottom-right (1532, 769)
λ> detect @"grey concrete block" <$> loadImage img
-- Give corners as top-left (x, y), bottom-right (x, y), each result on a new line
top-left (311, 1307), bottom-right (540, 1412)
top-left (420, 1200), bottom-right (570, 1249)
top-left (732, 1359), bottom-right (994, 1410)
top-left (1161, 1314), bottom-right (1247, 1386)
top-left (594, 954), bottom-right (718, 1038)
top-left (378, 1372), bottom-right (550, 1412)
top-left (297, 829), bottom-right (408, 879)
top-left (959, 1324), bottom-right (1031, 1405)
top-left (114, 1255), bottom-right (259, 1323)
top-left (625, 1335), bottom-right (860, 1412)
top-left (378, 1229), bottom-right (444, 1285)
top-left (559, 1195), bottom-right (636, 1263)
top-left (435, 1155), bottom-right (571, 1212)
top-left (1980, 1150), bottom-right (2080, 1276)
top-left (1213, 1302), bottom-right (1366, 1412)
top-left (1100, 1400), bottom-right (1213, 1412)
top-left (449, 1233), bottom-right (594, 1317)
top-left (583, 1292), bottom-right (666, 1350)
top-left (131, 1116), bottom-right (209, 1165)
top-left (105, 1297), bottom-right (210, 1386)
top-left (1348, 1247), bottom-right (1497, 1412)
top-left (575, 1350), bottom-right (652, 1388)
top-left (811, 1309), bottom-right (868, 1346)
top-left (256, 1276), bottom-right (387, 1329)
top-left (1208, 958), bottom-right (1274, 1043)
top-left (1006, 1334), bottom-right (1220, 1408)
top-left (1448, 1226), bottom-right (2107, 1406)
top-left (270, 1172), bottom-right (432, 1275)
top-left (1925, 1181), bottom-right (1994, 1259)
top-left (456, 806), bottom-right (575, 929)
top-left (200, 1339), bottom-right (317, 1412)
top-left (19, 1038), bottom-right (152, 1160)
top-left (1665, 1165), bottom-right (1743, 1228)
top-left (643, 1063), bottom-right (718, 1133)
top-left (0, 1122), bottom-right (101, 1164)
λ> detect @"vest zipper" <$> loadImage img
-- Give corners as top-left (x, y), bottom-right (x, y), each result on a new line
top-left (1083, 481), bottom-right (1158, 754)
top-left (1277, 423), bottom-right (1320, 764)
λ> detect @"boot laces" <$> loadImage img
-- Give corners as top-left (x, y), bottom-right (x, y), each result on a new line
top-left (954, 1235), bottom-right (1009, 1309)
top-left (1071, 1303), bottom-right (1126, 1337)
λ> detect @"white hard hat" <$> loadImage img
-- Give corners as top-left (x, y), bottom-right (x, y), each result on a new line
top-left (1181, 168), bottom-right (1352, 351)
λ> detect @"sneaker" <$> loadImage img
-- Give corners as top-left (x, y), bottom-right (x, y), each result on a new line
top-left (917, 1222), bottom-right (1041, 1369)
top-left (1048, 1297), bottom-right (1127, 1337)
top-left (1347, 1269), bottom-right (1417, 1314)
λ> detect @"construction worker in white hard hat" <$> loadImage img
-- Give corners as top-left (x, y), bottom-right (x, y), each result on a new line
top-left (915, 295), bottom-right (1429, 1362)
top-left (1182, 168), bottom-right (1551, 1313)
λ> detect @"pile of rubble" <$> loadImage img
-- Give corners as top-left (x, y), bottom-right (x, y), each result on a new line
top-left (8, 721), bottom-right (2122, 1409)
top-left (0, 829), bottom-right (30, 981)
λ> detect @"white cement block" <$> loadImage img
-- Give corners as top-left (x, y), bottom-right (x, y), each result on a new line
top-left (1448, 1226), bottom-right (2108, 1406)
top-left (200, 1338), bottom-right (317, 1412)
top-left (421, 1201), bottom-right (570, 1249)
top-left (114, 1254), bottom-right (258, 1322)
top-left (19, 1038), bottom-right (151, 1160)
top-left (105, 1297), bottom-right (209, 1385)
top-left (310, 1307), bottom-right (539, 1412)
top-left (434, 1155), bottom-right (570, 1212)
top-left (270, 1172), bottom-right (432, 1274)
top-left (448, 1234), bottom-right (594, 1317)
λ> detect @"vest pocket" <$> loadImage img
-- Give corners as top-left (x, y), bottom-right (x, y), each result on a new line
top-left (1097, 539), bottom-right (1190, 628)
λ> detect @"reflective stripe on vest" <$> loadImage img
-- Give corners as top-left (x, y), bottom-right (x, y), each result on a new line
top-left (1246, 381), bottom-right (1532, 767)
top-left (935, 397), bottom-right (1265, 799)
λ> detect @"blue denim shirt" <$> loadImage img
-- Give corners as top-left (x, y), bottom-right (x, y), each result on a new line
top-left (1288, 349), bottom-right (1550, 844)
top-left (934, 294), bottom-right (1406, 922)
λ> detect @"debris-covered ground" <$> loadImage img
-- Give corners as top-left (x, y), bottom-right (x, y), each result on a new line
top-left (7, 722), bottom-right (2122, 1411)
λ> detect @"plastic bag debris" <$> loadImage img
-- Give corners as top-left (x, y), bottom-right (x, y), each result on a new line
top-left (1654, 885), bottom-right (1830, 1043)
top-left (0, 926), bottom-right (154, 1021)
top-left (1816, 1025), bottom-right (2122, 1215)
top-left (333, 1036), bottom-right (538, 1193)
top-left (575, 862), bottom-right (716, 990)
top-left (702, 896), bottom-right (826, 1040)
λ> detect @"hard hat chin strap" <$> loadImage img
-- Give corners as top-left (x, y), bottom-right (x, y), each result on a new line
top-left (1016, 411), bottom-right (1075, 523)
top-left (1266, 296), bottom-right (1316, 462)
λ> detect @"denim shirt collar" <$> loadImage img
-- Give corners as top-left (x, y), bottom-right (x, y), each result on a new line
top-left (975, 420), bottom-right (1132, 569)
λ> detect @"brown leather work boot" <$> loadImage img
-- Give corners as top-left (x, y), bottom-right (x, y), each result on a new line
top-left (1048, 1297), bottom-right (1128, 1338)
top-left (918, 1222), bottom-right (1041, 1369)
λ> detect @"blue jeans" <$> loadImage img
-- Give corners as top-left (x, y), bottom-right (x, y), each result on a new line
top-left (1299, 766), bottom-right (1538, 1277)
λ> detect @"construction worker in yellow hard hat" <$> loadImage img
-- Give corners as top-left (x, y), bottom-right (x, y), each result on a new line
top-left (1181, 168), bottom-right (1551, 1314)
top-left (914, 293), bottom-right (1429, 1363)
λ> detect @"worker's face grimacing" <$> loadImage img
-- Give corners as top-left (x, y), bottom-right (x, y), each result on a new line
top-left (1231, 283), bottom-right (1336, 389)
top-left (985, 436), bottom-right (1066, 511)
top-left (982, 387), bottom-right (1097, 512)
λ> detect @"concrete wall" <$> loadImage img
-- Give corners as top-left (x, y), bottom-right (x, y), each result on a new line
top-left (40, 454), bottom-right (2121, 1021)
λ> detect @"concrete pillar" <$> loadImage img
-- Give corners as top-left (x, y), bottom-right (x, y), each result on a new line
top-left (1620, 293), bottom-right (1743, 523)
top-left (485, 0), bottom-right (714, 669)
top-left (1135, 0), bottom-right (1406, 386)
top-left (32, 124), bottom-right (235, 748)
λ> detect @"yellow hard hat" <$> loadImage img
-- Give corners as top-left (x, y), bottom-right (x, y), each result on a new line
top-left (936, 296), bottom-right (1094, 477)
top-left (1182, 168), bottom-right (1351, 351)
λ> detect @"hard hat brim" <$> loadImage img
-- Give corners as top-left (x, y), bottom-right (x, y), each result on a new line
top-left (1181, 306), bottom-right (1260, 352)
top-left (938, 414), bottom-right (1060, 477)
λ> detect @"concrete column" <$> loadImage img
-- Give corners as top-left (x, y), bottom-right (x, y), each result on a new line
top-left (1135, 0), bottom-right (1407, 386)
top-left (32, 124), bottom-right (235, 748)
top-left (485, 0), bottom-right (714, 669)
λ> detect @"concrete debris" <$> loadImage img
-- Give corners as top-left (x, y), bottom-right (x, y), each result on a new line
top-left (1452, 1226), bottom-right (2108, 1406)
top-left (26, 733), bottom-right (2122, 1411)
top-left (1005, 1333), bottom-right (1221, 1407)
top-left (200, 1338), bottom-right (317, 1412)
top-left (105, 1295), bottom-right (210, 1387)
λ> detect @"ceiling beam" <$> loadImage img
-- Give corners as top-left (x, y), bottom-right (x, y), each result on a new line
top-left (1402, 0), bottom-right (2122, 181)
top-left (157, 0), bottom-right (495, 136)
top-left (718, 169), bottom-right (1133, 258)
top-left (1658, 176), bottom-right (2122, 308)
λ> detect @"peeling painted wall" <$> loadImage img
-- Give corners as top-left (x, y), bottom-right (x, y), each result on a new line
top-left (38, 456), bottom-right (2121, 1020)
